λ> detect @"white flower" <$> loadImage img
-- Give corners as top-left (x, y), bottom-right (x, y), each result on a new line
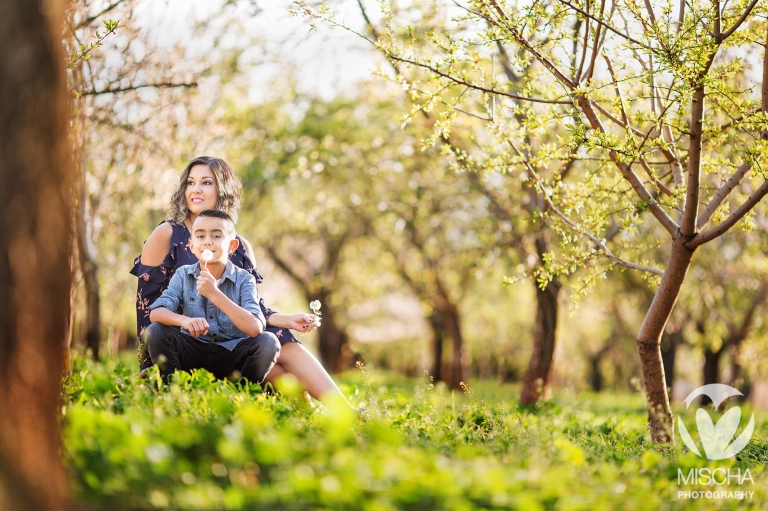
top-left (201, 250), bottom-right (213, 261)
top-left (309, 300), bottom-right (321, 312)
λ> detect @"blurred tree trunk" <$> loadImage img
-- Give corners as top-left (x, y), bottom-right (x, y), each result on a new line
top-left (315, 288), bottom-right (349, 373)
top-left (265, 233), bottom-right (355, 374)
top-left (443, 304), bottom-right (464, 390)
top-left (520, 235), bottom-right (561, 405)
top-left (0, 0), bottom-right (72, 508)
top-left (702, 348), bottom-right (723, 387)
top-left (588, 358), bottom-right (604, 392)
top-left (75, 135), bottom-right (101, 360)
top-left (700, 285), bottom-right (764, 403)
top-left (587, 342), bottom-right (614, 392)
top-left (427, 312), bottom-right (444, 382)
top-left (726, 345), bottom-right (750, 400)
top-left (71, 85), bottom-right (100, 360)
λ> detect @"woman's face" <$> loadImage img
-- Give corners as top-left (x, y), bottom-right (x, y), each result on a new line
top-left (185, 164), bottom-right (218, 217)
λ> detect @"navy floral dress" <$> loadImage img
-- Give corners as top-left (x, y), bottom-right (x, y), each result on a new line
top-left (130, 220), bottom-right (299, 370)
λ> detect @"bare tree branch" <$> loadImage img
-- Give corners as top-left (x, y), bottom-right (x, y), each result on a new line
top-left (713, 0), bottom-right (721, 38)
top-left (513, 141), bottom-right (665, 276)
top-left (689, 177), bottom-right (768, 248)
top-left (721, 0), bottom-right (760, 40)
top-left (691, 24), bottom-right (768, 245)
top-left (638, 158), bottom-right (674, 196)
top-left (386, 54), bottom-right (572, 104)
top-left (696, 162), bottom-right (751, 229)
top-left (604, 55), bottom-right (628, 124)
top-left (265, 244), bottom-right (312, 291)
top-left (574, 0), bottom-right (591, 82)
top-left (680, 85), bottom-right (706, 236)
top-left (78, 81), bottom-right (197, 96)
top-left (582, 0), bottom-right (607, 84)
top-left (556, 0), bottom-right (647, 48)
top-left (644, 0), bottom-right (658, 25)
top-left (577, 98), bottom-right (680, 235)
top-left (486, 0), bottom-right (577, 88)
top-left (677, 0), bottom-right (686, 32)
top-left (76, 0), bottom-right (125, 30)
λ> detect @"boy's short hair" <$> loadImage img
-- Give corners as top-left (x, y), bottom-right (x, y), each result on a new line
top-left (194, 209), bottom-right (236, 234)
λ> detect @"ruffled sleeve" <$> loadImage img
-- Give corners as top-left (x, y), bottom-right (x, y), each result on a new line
top-left (130, 255), bottom-right (168, 370)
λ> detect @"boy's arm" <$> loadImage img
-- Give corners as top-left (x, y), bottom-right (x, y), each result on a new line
top-left (148, 270), bottom-right (210, 337)
top-left (198, 270), bottom-right (265, 338)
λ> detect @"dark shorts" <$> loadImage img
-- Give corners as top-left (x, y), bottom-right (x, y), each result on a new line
top-left (266, 326), bottom-right (302, 346)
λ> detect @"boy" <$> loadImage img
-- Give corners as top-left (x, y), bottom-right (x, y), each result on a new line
top-left (144, 209), bottom-right (280, 383)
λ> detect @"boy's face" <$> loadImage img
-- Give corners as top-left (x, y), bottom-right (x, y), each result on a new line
top-left (189, 216), bottom-right (239, 265)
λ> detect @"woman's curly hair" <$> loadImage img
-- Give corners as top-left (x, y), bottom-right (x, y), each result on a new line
top-left (168, 156), bottom-right (242, 224)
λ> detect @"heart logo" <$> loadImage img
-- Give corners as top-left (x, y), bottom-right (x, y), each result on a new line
top-left (677, 384), bottom-right (754, 460)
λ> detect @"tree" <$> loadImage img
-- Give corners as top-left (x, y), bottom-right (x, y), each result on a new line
top-left (336, 0), bottom-right (568, 402)
top-left (226, 92), bottom-right (382, 372)
top-left (0, 1), bottom-right (72, 508)
top-left (688, 239), bottom-right (768, 396)
top-left (368, 130), bottom-right (496, 388)
top-left (303, 0), bottom-right (768, 442)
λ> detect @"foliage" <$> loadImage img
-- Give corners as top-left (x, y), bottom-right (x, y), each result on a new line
top-left (63, 355), bottom-right (768, 509)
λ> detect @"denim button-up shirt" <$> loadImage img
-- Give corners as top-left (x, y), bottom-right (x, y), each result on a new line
top-left (149, 261), bottom-right (265, 350)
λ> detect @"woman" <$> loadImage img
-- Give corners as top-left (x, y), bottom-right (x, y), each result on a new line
top-left (131, 156), bottom-right (350, 405)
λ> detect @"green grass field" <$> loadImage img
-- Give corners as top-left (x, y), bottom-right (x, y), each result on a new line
top-left (62, 355), bottom-right (767, 510)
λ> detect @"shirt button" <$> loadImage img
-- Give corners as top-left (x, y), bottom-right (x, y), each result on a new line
top-left (209, 315), bottom-right (213, 319)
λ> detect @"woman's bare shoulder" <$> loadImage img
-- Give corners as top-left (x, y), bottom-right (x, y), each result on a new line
top-left (140, 222), bottom-right (174, 266)
top-left (239, 235), bottom-right (256, 262)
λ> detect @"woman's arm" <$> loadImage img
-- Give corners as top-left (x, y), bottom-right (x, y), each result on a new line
top-left (268, 313), bottom-right (318, 333)
top-left (140, 222), bottom-right (174, 266)
top-left (239, 236), bottom-right (256, 264)
top-left (237, 235), bottom-right (315, 333)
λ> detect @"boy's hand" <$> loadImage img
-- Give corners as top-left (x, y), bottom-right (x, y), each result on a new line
top-left (182, 317), bottom-right (209, 337)
top-left (197, 269), bottom-right (218, 298)
top-left (288, 313), bottom-right (317, 333)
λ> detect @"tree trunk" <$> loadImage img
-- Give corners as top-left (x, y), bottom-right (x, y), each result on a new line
top-left (702, 348), bottom-right (723, 387)
top-left (64, 249), bottom-right (77, 375)
top-left (75, 100), bottom-right (101, 360)
top-left (660, 327), bottom-right (683, 389)
top-left (427, 312), bottom-right (444, 382)
top-left (588, 356), bottom-right (604, 392)
top-left (0, 0), bottom-right (72, 508)
top-left (444, 305), bottom-right (464, 390)
top-left (636, 237), bottom-right (695, 443)
top-left (519, 278), bottom-right (561, 404)
top-left (726, 345), bottom-right (750, 401)
top-left (315, 291), bottom-right (349, 373)
top-left (520, 233), bottom-right (562, 405)
top-left (77, 240), bottom-right (100, 359)
top-left (699, 347), bottom-right (724, 406)
top-left (520, 277), bottom-right (561, 405)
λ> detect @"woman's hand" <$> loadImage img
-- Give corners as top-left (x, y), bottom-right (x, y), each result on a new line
top-left (286, 313), bottom-right (317, 333)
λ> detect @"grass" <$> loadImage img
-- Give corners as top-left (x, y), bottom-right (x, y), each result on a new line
top-left (62, 354), bottom-right (768, 510)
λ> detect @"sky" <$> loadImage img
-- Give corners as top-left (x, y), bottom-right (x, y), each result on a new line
top-left (245, 1), bottom-right (383, 99)
top-left (136, 0), bottom-right (386, 101)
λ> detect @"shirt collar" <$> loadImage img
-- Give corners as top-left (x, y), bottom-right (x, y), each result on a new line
top-left (192, 259), bottom-right (236, 283)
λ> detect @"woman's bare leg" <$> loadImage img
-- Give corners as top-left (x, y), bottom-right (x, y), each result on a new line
top-left (263, 362), bottom-right (287, 387)
top-left (271, 342), bottom-right (354, 408)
